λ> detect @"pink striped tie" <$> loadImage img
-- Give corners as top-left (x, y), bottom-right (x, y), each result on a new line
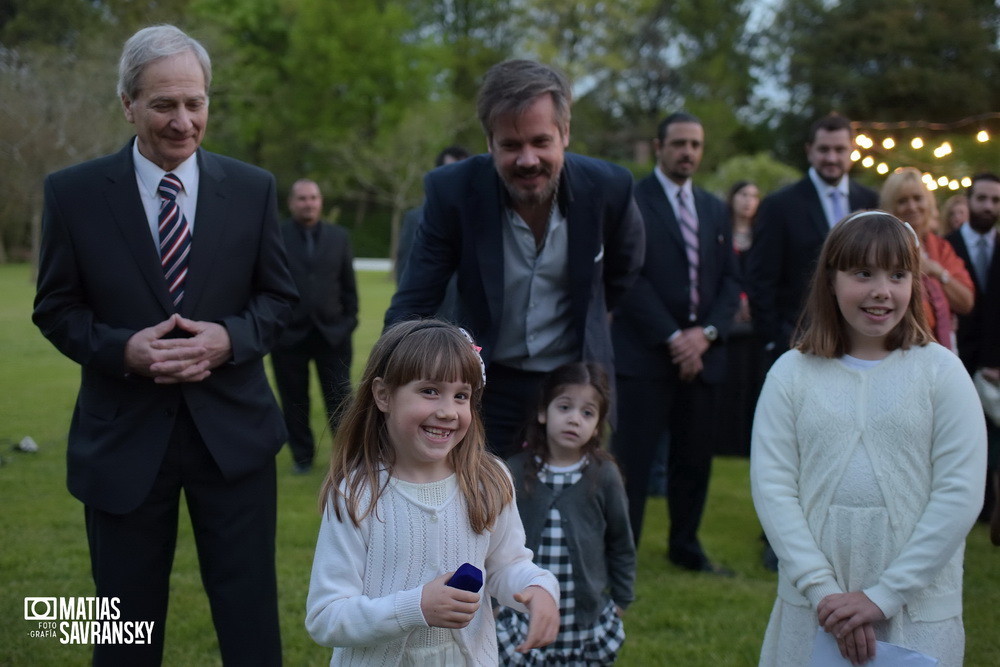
top-left (157, 174), bottom-right (191, 308)
top-left (677, 189), bottom-right (699, 320)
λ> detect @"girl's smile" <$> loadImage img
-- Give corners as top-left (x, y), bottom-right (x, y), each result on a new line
top-left (834, 265), bottom-right (912, 360)
top-left (373, 377), bottom-right (472, 482)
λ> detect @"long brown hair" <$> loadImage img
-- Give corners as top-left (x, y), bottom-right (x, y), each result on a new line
top-left (795, 211), bottom-right (934, 357)
top-left (319, 320), bottom-right (513, 534)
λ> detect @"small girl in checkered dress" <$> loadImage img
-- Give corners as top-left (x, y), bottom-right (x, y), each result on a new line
top-left (497, 362), bottom-right (636, 665)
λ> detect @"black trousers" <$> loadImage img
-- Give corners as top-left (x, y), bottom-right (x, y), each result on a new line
top-left (85, 405), bottom-right (281, 666)
top-left (612, 374), bottom-right (721, 568)
top-left (271, 329), bottom-right (352, 465)
top-left (481, 363), bottom-right (549, 459)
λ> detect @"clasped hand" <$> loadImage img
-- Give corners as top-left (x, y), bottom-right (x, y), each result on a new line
top-left (669, 327), bottom-right (709, 382)
top-left (125, 313), bottom-right (232, 383)
top-left (817, 591), bottom-right (886, 666)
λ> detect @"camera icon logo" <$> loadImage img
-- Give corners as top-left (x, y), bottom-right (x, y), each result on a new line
top-left (24, 597), bottom-right (57, 621)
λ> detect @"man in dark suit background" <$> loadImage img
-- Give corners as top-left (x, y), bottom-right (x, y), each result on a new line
top-left (611, 112), bottom-right (741, 573)
top-left (745, 114), bottom-right (879, 571)
top-left (32, 25), bottom-right (296, 665)
top-left (746, 114), bottom-right (879, 358)
top-left (271, 179), bottom-right (358, 474)
top-left (945, 172), bottom-right (1000, 543)
top-left (385, 59), bottom-right (644, 458)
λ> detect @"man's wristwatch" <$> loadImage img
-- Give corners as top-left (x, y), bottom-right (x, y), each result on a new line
top-left (702, 325), bottom-right (719, 343)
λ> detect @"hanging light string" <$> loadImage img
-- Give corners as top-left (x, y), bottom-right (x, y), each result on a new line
top-left (849, 112), bottom-right (998, 190)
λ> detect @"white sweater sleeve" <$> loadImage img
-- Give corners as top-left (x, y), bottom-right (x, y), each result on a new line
top-left (751, 360), bottom-right (843, 607)
top-left (484, 499), bottom-right (560, 611)
top-left (304, 501), bottom-right (428, 648)
top-left (863, 357), bottom-right (987, 618)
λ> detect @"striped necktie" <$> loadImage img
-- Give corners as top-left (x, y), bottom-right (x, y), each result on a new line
top-left (157, 174), bottom-right (192, 308)
top-left (677, 189), bottom-right (700, 320)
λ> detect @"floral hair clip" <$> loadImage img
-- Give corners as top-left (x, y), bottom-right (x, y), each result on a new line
top-left (458, 327), bottom-right (486, 387)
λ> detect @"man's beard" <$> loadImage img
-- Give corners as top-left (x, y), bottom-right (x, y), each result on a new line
top-left (969, 209), bottom-right (999, 234)
top-left (502, 165), bottom-right (560, 207)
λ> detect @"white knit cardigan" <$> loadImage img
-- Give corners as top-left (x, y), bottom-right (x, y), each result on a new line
top-left (751, 344), bottom-right (986, 622)
top-left (306, 470), bottom-right (559, 666)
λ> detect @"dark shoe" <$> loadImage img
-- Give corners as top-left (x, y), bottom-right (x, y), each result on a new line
top-left (697, 561), bottom-right (736, 577)
top-left (761, 542), bottom-right (779, 572)
top-left (292, 462), bottom-right (313, 475)
top-left (991, 471), bottom-right (1000, 546)
top-left (670, 555), bottom-right (735, 577)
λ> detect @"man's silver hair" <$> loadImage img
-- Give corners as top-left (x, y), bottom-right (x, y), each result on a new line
top-left (117, 25), bottom-right (212, 100)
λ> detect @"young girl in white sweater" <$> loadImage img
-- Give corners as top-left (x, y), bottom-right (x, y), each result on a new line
top-left (751, 211), bottom-right (986, 666)
top-left (306, 320), bottom-right (559, 666)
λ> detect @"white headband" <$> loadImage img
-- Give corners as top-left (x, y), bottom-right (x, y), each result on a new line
top-left (841, 210), bottom-right (920, 249)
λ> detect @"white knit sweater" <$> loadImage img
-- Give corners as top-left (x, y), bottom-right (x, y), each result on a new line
top-left (751, 343), bottom-right (986, 622)
top-left (306, 471), bottom-right (559, 666)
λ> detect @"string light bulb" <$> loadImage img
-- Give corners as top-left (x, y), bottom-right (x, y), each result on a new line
top-left (876, 163), bottom-right (889, 175)
top-left (862, 156), bottom-right (875, 168)
top-left (850, 150), bottom-right (861, 161)
top-left (933, 142), bottom-right (953, 158)
top-left (882, 138), bottom-right (895, 149)
top-left (977, 130), bottom-right (989, 142)
top-left (961, 177), bottom-right (972, 188)
top-left (911, 137), bottom-right (924, 149)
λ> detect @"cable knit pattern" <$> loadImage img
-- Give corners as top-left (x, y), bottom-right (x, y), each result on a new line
top-left (306, 470), bottom-right (559, 666)
top-left (751, 344), bottom-right (986, 666)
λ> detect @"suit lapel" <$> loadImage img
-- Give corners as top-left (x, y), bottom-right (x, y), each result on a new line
top-left (692, 188), bottom-right (718, 280)
top-left (800, 179), bottom-right (830, 240)
top-left (565, 159), bottom-right (601, 319)
top-left (639, 176), bottom-right (685, 249)
top-left (183, 149), bottom-right (227, 316)
top-left (471, 166), bottom-right (506, 324)
top-left (103, 142), bottom-right (175, 315)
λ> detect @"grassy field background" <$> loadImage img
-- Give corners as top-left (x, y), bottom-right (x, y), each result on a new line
top-left (1, 262), bottom-right (998, 665)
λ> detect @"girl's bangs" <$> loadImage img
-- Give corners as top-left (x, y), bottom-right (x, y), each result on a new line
top-left (829, 216), bottom-right (917, 272)
top-left (384, 328), bottom-right (483, 393)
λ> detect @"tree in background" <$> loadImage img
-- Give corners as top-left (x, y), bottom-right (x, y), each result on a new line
top-left (761, 0), bottom-right (1000, 166)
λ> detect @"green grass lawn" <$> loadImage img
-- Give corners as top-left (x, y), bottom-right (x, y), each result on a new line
top-left (1, 262), bottom-right (998, 666)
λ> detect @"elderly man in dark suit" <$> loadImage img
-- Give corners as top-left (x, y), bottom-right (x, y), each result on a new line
top-left (271, 178), bottom-right (358, 474)
top-left (385, 59), bottom-right (644, 458)
top-left (746, 114), bottom-right (879, 358)
top-left (33, 25), bottom-right (296, 666)
top-left (945, 172), bottom-right (1000, 543)
top-left (611, 112), bottom-right (741, 573)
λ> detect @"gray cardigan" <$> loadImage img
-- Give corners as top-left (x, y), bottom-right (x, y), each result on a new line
top-left (508, 452), bottom-right (636, 625)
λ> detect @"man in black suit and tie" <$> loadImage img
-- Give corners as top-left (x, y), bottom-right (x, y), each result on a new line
top-left (945, 172), bottom-right (1000, 542)
top-left (271, 179), bottom-right (358, 474)
top-left (746, 114), bottom-right (879, 358)
top-left (32, 25), bottom-right (296, 665)
top-left (385, 59), bottom-right (645, 458)
top-left (611, 112), bottom-right (741, 573)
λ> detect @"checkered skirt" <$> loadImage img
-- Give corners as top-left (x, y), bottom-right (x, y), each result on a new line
top-left (495, 467), bottom-right (625, 665)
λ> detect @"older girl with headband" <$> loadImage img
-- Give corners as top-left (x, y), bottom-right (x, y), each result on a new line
top-left (751, 211), bottom-right (986, 666)
top-left (305, 319), bottom-right (559, 665)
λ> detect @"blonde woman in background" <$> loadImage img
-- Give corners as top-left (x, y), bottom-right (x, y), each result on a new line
top-left (941, 194), bottom-right (970, 235)
top-left (881, 167), bottom-right (974, 351)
